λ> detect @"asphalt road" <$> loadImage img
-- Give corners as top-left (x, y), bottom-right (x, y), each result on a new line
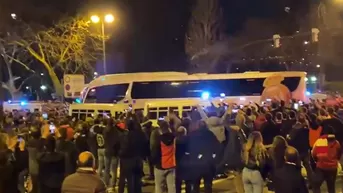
top-left (114, 163), bottom-right (343, 193)
top-left (140, 176), bottom-right (343, 193)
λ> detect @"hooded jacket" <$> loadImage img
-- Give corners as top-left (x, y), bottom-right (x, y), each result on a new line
top-left (150, 131), bottom-right (176, 170)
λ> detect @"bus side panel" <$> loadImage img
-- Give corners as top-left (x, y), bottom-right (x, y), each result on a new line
top-left (291, 76), bottom-right (306, 102)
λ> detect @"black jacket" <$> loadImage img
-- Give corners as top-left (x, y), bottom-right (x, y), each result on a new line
top-left (37, 152), bottom-right (65, 189)
top-left (104, 126), bottom-right (120, 157)
top-left (288, 124), bottom-right (310, 156)
top-left (75, 134), bottom-right (90, 153)
top-left (261, 121), bottom-right (280, 145)
top-left (0, 149), bottom-right (21, 193)
top-left (118, 121), bottom-right (147, 159)
top-left (273, 163), bottom-right (308, 193)
top-left (56, 140), bottom-right (78, 176)
top-left (186, 128), bottom-right (221, 179)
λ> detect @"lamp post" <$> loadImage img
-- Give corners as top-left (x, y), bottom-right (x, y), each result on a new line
top-left (90, 14), bottom-right (115, 74)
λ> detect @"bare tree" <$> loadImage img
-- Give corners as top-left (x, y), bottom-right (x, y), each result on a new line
top-left (12, 17), bottom-right (104, 97)
top-left (0, 35), bottom-right (35, 99)
top-left (185, 0), bottom-right (225, 72)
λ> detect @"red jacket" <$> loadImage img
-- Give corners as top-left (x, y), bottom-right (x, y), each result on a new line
top-left (312, 135), bottom-right (341, 169)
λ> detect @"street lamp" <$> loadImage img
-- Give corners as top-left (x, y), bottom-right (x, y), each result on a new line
top-left (90, 14), bottom-right (115, 74)
top-left (10, 13), bottom-right (17, 20)
top-left (40, 85), bottom-right (47, 90)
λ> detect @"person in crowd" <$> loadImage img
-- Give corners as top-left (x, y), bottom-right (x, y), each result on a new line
top-left (288, 113), bottom-right (313, 186)
top-left (61, 151), bottom-right (107, 193)
top-left (27, 125), bottom-right (45, 193)
top-left (151, 120), bottom-right (176, 193)
top-left (261, 113), bottom-right (279, 146)
top-left (273, 146), bottom-right (308, 193)
top-left (0, 148), bottom-right (16, 193)
top-left (180, 112), bottom-right (191, 132)
top-left (16, 136), bottom-right (29, 193)
top-left (197, 104), bottom-right (227, 143)
top-left (74, 122), bottom-right (90, 153)
top-left (0, 133), bottom-right (21, 193)
top-left (268, 135), bottom-right (288, 170)
top-left (103, 118), bottom-right (120, 190)
top-left (187, 120), bottom-right (221, 193)
top-left (220, 119), bottom-right (246, 193)
top-left (242, 131), bottom-right (268, 193)
top-left (321, 109), bottom-right (343, 145)
top-left (328, 107), bottom-right (339, 119)
top-left (309, 114), bottom-right (322, 149)
top-left (56, 122), bottom-right (78, 176)
top-left (37, 135), bottom-right (65, 193)
top-left (312, 126), bottom-right (341, 193)
top-left (141, 117), bottom-right (155, 180)
top-left (267, 135), bottom-right (287, 191)
top-left (254, 107), bottom-right (266, 131)
top-left (117, 112), bottom-right (146, 193)
top-left (175, 126), bottom-right (190, 193)
top-left (93, 119), bottom-right (106, 177)
top-left (242, 108), bottom-right (255, 137)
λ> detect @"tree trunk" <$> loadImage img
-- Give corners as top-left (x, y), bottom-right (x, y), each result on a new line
top-left (48, 69), bottom-right (63, 98)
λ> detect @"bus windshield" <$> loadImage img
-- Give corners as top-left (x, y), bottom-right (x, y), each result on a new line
top-left (131, 77), bottom-right (301, 99)
top-left (84, 84), bottom-right (129, 103)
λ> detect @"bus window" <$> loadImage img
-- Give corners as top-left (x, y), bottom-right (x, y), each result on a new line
top-left (131, 77), bottom-right (301, 99)
top-left (85, 84), bottom-right (129, 103)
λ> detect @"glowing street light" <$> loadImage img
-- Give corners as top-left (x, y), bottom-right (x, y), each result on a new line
top-left (11, 13), bottom-right (17, 20)
top-left (104, 14), bottom-right (115, 23)
top-left (316, 64), bottom-right (321, 68)
top-left (90, 15), bottom-right (100, 23)
top-left (311, 76), bottom-right (317, 82)
top-left (40, 85), bottom-right (47, 90)
top-left (90, 13), bottom-right (115, 74)
top-left (304, 41), bottom-right (309, 45)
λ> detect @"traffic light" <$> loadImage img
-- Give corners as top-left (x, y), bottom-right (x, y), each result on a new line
top-left (312, 28), bottom-right (319, 42)
top-left (273, 34), bottom-right (281, 48)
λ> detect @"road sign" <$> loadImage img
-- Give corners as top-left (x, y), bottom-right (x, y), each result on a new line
top-left (65, 84), bottom-right (71, 91)
top-left (63, 74), bottom-right (85, 98)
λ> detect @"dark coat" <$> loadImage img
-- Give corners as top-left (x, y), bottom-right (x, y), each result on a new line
top-left (273, 163), bottom-right (308, 193)
top-left (186, 128), bottom-right (221, 180)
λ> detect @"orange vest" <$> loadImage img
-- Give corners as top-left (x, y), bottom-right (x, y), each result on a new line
top-left (309, 126), bottom-right (323, 148)
top-left (160, 139), bottom-right (176, 169)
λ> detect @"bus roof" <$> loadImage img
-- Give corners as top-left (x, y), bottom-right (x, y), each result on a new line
top-left (87, 71), bottom-right (306, 89)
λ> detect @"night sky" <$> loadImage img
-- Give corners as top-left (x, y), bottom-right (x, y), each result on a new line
top-left (0, 0), bottom-right (310, 73)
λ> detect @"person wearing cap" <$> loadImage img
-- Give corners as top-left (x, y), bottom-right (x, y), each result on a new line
top-left (62, 151), bottom-right (107, 193)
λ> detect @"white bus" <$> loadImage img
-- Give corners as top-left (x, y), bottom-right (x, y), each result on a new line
top-left (69, 71), bottom-right (307, 121)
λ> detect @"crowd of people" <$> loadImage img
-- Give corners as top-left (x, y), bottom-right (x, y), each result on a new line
top-left (0, 99), bottom-right (343, 193)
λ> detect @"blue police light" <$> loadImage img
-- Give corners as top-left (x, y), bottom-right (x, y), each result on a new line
top-left (306, 91), bottom-right (311, 96)
top-left (201, 92), bottom-right (210, 100)
top-left (75, 98), bottom-right (82, 104)
top-left (20, 101), bottom-right (27, 106)
top-left (7, 100), bottom-right (12, 103)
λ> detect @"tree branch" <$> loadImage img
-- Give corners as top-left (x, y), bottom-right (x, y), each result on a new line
top-left (4, 54), bottom-right (35, 73)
